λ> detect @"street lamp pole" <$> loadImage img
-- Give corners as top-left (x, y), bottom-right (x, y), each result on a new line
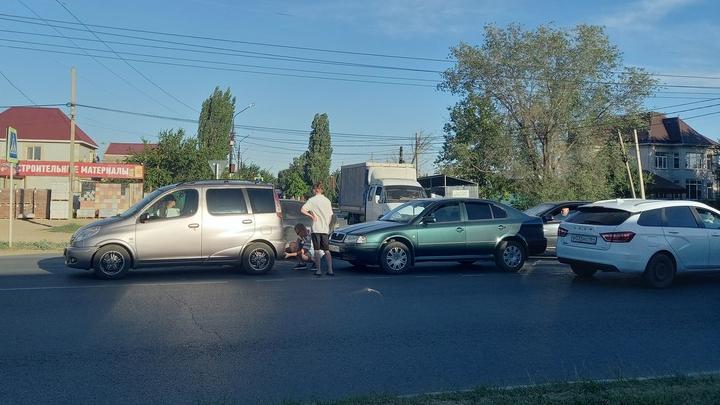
top-left (230, 103), bottom-right (254, 175)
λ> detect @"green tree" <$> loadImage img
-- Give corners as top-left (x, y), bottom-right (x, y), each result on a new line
top-left (198, 87), bottom-right (235, 176)
top-left (278, 155), bottom-right (309, 198)
top-left (127, 129), bottom-right (206, 191)
top-left (304, 113), bottom-right (333, 199)
top-left (440, 24), bottom-right (656, 205)
top-left (436, 94), bottom-right (515, 200)
top-left (234, 162), bottom-right (277, 185)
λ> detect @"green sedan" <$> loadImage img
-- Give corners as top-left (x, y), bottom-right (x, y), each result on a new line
top-left (329, 198), bottom-right (547, 274)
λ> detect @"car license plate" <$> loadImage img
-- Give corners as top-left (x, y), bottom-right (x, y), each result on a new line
top-left (329, 244), bottom-right (340, 253)
top-left (571, 234), bottom-right (597, 245)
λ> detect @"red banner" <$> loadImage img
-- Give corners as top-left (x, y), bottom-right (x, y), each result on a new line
top-left (0, 160), bottom-right (144, 179)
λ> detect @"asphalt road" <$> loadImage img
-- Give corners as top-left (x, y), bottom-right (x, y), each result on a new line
top-left (1, 254), bottom-right (720, 404)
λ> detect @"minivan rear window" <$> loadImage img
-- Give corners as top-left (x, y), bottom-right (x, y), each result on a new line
top-left (247, 188), bottom-right (276, 214)
top-left (566, 207), bottom-right (631, 226)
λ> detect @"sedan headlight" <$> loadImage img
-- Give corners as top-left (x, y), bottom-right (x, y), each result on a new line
top-left (73, 226), bottom-right (101, 242)
top-left (344, 235), bottom-right (367, 244)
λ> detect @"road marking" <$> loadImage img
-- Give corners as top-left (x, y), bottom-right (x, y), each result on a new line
top-left (0, 280), bottom-right (228, 292)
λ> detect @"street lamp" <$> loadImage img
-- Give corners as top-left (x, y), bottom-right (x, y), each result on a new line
top-left (229, 103), bottom-right (255, 174)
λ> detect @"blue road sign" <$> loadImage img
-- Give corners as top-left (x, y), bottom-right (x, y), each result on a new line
top-left (6, 126), bottom-right (18, 164)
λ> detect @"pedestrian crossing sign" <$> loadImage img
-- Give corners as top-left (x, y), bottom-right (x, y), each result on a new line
top-left (6, 126), bottom-right (18, 164)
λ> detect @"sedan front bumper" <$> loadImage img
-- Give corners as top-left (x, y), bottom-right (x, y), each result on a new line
top-left (64, 246), bottom-right (98, 270)
top-left (329, 242), bottom-right (378, 265)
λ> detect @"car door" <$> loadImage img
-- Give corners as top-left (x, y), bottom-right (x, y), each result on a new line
top-left (415, 201), bottom-right (466, 258)
top-left (464, 201), bottom-right (507, 255)
top-left (544, 204), bottom-right (583, 249)
top-left (693, 207), bottom-right (720, 268)
top-left (202, 187), bottom-right (255, 260)
top-left (662, 206), bottom-right (708, 270)
top-left (135, 188), bottom-right (202, 262)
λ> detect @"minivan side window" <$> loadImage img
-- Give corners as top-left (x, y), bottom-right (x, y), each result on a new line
top-left (246, 188), bottom-right (276, 214)
top-left (664, 206), bottom-right (698, 228)
top-left (206, 189), bottom-right (248, 215)
top-left (465, 202), bottom-right (492, 220)
top-left (637, 208), bottom-right (663, 227)
top-left (142, 189), bottom-right (198, 221)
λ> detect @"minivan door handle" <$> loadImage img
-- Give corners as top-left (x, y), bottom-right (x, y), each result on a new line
top-left (188, 223), bottom-right (200, 229)
top-left (456, 227), bottom-right (464, 233)
top-left (498, 225), bottom-right (506, 230)
top-left (242, 219), bottom-right (253, 224)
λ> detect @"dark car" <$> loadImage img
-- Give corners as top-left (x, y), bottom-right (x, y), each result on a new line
top-left (280, 199), bottom-right (339, 245)
top-left (280, 199), bottom-right (313, 245)
top-left (524, 201), bottom-right (590, 251)
top-left (329, 198), bottom-right (546, 274)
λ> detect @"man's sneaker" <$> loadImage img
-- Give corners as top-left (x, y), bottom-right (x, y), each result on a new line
top-left (292, 264), bottom-right (307, 270)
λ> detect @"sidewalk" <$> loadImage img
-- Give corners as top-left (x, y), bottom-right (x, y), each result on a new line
top-left (0, 219), bottom-right (95, 255)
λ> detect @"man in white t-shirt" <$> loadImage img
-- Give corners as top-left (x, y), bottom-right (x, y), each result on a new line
top-left (301, 182), bottom-right (334, 276)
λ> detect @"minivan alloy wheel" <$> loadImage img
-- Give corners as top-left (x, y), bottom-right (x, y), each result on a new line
top-left (99, 251), bottom-right (125, 275)
top-left (249, 248), bottom-right (270, 271)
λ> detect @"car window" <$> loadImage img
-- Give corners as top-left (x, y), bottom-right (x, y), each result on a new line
top-left (695, 208), bottom-right (720, 230)
top-left (465, 202), bottom-right (492, 220)
top-left (491, 205), bottom-right (508, 219)
top-left (206, 188), bottom-right (248, 215)
top-left (664, 206), bottom-right (698, 228)
top-left (566, 207), bottom-right (631, 226)
top-left (247, 188), bottom-right (275, 214)
top-left (524, 203), bottom-right (555, 217)
top-left (637, 208), bottom-right (663, 227)
top-left (433, 203), bottom-right (461, 223)
top-left (142, 189), bottom-right (198, 221)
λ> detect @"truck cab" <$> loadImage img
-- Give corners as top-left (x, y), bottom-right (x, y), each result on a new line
top-left (364, 179), bottom-right (427, 222)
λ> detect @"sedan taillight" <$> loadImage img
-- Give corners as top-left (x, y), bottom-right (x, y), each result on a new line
top-left (557, 227), bottom-right (568, 237)
top-left (600, 231), bottom-right (635, 243)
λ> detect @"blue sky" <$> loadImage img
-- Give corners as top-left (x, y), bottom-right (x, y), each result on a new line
top-left (1, 0), bottom-right (719, 174)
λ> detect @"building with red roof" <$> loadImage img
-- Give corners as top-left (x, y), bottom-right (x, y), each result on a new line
top-left (104, 142), bottom-right (156, 163)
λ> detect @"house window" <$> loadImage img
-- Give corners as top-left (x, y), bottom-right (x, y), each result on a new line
top-left (673, 153), bottom-right (680, 169)
top-left (686, 179), bottom-right (702, 199)
top-left (686, 153), bottom-right (703, 169)
top-left (707, 155), bottom-right (714, 170)
top-left (707, 183), bottom-right (714, 200)
top-left (655, 152), bottom-right (668, 169)
top-left (25, 146), bottom-right (41, 160)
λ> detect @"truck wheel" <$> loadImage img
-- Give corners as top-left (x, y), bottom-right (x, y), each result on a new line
top-left (380, 241), bottom-right (411, 274)
top-left (243, 242), bottom-right (275, 275)
top-left (93, 245), bottom-right (131, 280)
top-left (495, 240), bottom-right (525, 272)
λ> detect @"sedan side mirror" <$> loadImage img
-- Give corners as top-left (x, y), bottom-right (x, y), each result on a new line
top-left (542, 214), bottom-right (552, 223)
top-left (139, 213), bottom-right (150, 223)
top-left (422, 214), bottom-right (436, 224)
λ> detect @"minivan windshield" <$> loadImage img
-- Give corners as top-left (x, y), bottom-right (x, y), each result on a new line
top-left (384, 186), bottom-right (426, 202)
top-left (118, 185), bottom-right (173, 218)
top-left (380, 200), bottom-right (434, 223)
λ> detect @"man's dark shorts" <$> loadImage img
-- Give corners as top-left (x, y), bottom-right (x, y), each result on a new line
top-left (311, 233), bottom-right (330, 251)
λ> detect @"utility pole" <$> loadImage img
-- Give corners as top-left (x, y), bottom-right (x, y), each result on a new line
top-left (633, 128), bottom-right (646, 199)
top-left (414, 132), bottom-right (419, 178)
top-left (399, 146), bottom-right (405, 164)
top-left (617, 130), bottom-right (636, 198)
top-left (68, 67), bottom-right (77, 219)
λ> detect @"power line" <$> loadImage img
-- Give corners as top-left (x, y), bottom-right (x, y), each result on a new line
top-left (0, 44), bottom-right (436, 88)
top-left (52, 1), bottom-right (197, 113)
top-left (14, 0), bottom-right (181, 114)
top-left (0, 69), bottom-right (35, 104)
top-left (0, 16), bottom-right (442, 73)
top-left (0, 36), bottom-right (438, 84)
top-left (0, 12), bottom-right (451, 63)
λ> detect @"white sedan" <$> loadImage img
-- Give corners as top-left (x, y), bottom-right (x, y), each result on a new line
top-left (557, 199), bottom-right (720, 288)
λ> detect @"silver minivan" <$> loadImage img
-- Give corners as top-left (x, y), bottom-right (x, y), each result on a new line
top-left (64, 181), bottom-right (285, 279)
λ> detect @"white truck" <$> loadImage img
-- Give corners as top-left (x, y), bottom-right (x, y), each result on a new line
top-left (339, 162), bottom-right (427, 224)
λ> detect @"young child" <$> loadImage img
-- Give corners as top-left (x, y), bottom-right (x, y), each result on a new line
top-left (284, 223), bottom-right (315, 270)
